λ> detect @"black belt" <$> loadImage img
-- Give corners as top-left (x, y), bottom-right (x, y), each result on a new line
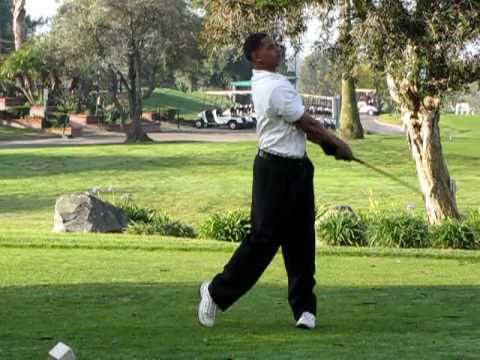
top-left (258, 149), bottom-right (306, 163)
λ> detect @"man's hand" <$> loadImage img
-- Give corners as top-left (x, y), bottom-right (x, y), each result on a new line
top-left (296, 113), bottom-right (354, 161)
top-left (331, 137), bottom-right (354, 161)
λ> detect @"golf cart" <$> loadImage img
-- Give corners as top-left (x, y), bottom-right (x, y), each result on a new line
top-left (195, 108), bottom-right (247, 130)
top-left (195, 90), bottom-right (256, 130)
top-left (302, 94), bottom-right (337, 130)
top-left (357, 101), bottom-right (379, 116)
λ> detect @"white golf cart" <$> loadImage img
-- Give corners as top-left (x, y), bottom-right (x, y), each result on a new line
top-left (195, 90), bottom-right (256, 130)
top-left (357, 101), bottom-right (379, 116)
top-left (195, 108), bottom-right (247, 130)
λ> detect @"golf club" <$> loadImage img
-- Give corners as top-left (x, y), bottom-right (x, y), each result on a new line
top-left (352, 156), bottom-right (424, 198)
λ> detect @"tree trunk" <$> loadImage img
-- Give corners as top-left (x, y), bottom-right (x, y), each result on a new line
top-left (339, 76), bottom-right (364, 139)
top-left (403, 103), bottom-right (460, 224)
top-left (338, 0), bottom-right (363, 139)
top-left (387, 71), bottom-right (460, 224)
top-left (12, 0), bottom-right (26, 50)
top-left (125, 51), bottom-right (152, 143)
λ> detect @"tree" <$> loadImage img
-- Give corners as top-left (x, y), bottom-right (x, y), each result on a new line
top-left (50, 0), bottom-right (201, 142)
top-left (12, 0), bottom-right (26, 50)
top-left (0, 0), bottom-right (13, 54)
top-left (299, 49), bottom-right (340, 95)
top-left (200, 0), bottom-right (310, 58)
top-left (338, 0), bottom-right (363, 139)
top-left (353, 1), bottom-right (480, 224)
top-left (0, 40), bottom-right (59, 104)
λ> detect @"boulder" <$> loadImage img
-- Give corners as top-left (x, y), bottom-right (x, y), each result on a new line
top-left (318, 205), bottom-right (356, 220)
top-left (53, 194), bottom-right (129, 233)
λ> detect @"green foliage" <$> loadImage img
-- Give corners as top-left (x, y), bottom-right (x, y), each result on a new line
top-left (126, 213), bottom-right (196, 238)
top-left (46, 112), bottom-right (68, 128)
top-left (0, 42), bottom-right (46, 81)
top-left (0, 0), bottom-right (13, 55)
top-left (465, 209), bottom-right (480, 239)
top-left (200, 210), bottom-right (250, 242)
top-left (430, 219), bottom-right (478, 250)
top-left (299, 50), bottom-right (340, 95)
top-left (316, 210), bottom-right (368, 246)
top-left (7, 105), bottom-right (30, 118)
top-left (367, 212), bottom-right (430, 249)
top-left (115, 198), bottom-right (155, 223)
top-left (115, 198), bottom-right (196, 238)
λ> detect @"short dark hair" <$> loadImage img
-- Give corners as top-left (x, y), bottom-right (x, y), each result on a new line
top-left (243, 32), bottom-right (268, 61)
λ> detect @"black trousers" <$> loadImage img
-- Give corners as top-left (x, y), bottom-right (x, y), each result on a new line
top-left (209, 152), bottom-right (316, 320)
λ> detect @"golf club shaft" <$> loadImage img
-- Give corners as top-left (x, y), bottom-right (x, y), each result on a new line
top-left (352, 157), bottom-right (423, 197)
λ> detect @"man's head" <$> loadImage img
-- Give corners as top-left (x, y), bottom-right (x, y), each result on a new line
top-left (243, 33), bottom-right (282, 71)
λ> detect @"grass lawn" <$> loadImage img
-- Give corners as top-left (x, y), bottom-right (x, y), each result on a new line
top-left (379, 113), bottom-right (480, 130)
top-left (0, 115), bottom-right (479, 232)
top-left (0, 124), bottom-right (56, 141)
top-left (144, 88), bottom-right (232, 120)
top-left (0, 112), bottom-right (479, 358)
top-left (1, 235), bottom-right (479, 359)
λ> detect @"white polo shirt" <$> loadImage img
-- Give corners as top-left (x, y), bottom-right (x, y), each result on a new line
top-left (251, 69), bottom-right (306, 158)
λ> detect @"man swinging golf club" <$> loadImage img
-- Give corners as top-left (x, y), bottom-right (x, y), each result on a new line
top-left (198, 33), bottom-right (353, 330)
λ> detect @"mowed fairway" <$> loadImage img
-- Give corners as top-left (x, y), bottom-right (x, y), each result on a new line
top-left (0, 114), bottom-right (479, 358)
top-left (0, 237), bottom-right (479, 359)
top-left (0, 115), bottom-right (479, 232)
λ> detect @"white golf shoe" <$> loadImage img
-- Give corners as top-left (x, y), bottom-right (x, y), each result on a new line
top-left (198, 281), bottom-right (218, 327)
top-left (296, 312), bottom-right (316, 329)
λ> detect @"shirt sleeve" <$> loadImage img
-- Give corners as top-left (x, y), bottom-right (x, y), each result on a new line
top-left (267, 83), bottom-right (305, 123)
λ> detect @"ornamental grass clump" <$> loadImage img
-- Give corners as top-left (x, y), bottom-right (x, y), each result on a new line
top-left (367, 212), bottom-right (429, 248)
top-left (200, 210), bottom-right (250, 242)
top-left (315, 208), bottom-right (368, 247)
top-left (126, 213), bottom-right (196, 238)
top-left (430, 219), bottom-right (478, 250)
top-left (113, 196), bottom-right (196, 238)
top-left (465, 209), bottom-right (480, 242)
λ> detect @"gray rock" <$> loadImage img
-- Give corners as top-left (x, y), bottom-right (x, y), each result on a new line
top-left (53, 194), bottom-right (129, 233)
top-left (318, 205), bottom-right (356, 220)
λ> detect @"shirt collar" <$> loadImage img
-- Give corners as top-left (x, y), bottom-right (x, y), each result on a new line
top-left (252, 69), bottom-right (283, 81)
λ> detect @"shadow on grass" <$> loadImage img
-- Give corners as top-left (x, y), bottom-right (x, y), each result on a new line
top-left (1, 283), bottom-right (479, 359)
top-left (0, 194), bottom-right (55, 215)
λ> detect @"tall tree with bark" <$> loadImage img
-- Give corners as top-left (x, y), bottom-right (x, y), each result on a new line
top-left (11, 0), bottom-right (26, 50)
top-left (338, 0), bottom-right (363, 139)
top-left (51, 0), bottom-right (200, 142)
top-left (353, 0), bottom-right (480, 224)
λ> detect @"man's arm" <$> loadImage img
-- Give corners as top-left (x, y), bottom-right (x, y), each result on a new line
top-left (295, 112), bottom-right (354, 161)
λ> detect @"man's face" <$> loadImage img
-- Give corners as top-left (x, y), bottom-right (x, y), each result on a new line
top-left (252, 36), bottom-right (283, 69)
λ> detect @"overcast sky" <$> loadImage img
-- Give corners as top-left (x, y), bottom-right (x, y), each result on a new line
top-left (25, 0), bottom-right (61, 19)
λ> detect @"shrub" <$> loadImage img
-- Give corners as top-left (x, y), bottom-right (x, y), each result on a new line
top-left (127, 213), bottom-right (196, 238)
top-left (113, 197), bottom-right (195, 238)
top-left (315, 210), bottom-right (368, 246)
top-left (465, 209), bottom-right (480, 241)
top-left (115, 198), bottom-right (155, 223)
top-left (367, 212), bottom-right (429, 248)
top-left (8, 105), bottom-right (30, 118)
top-left (200, 210), bottom-right (250, 242)
top-left (46, 112), bottom-right (69, 128)
top-left (430, 219), bottom-right (478, 250)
